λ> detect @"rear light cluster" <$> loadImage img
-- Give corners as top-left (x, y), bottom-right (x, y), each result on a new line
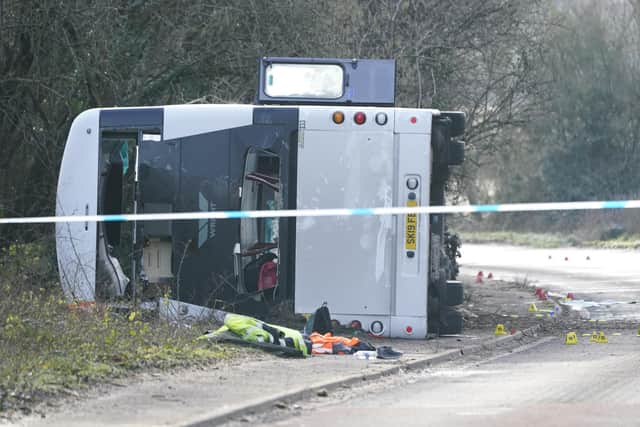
top-left (332, 111), bottom-right (388, 126)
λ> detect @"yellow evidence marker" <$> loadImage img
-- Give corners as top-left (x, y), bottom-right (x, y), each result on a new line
top-left (596, 331), bottom-right (608, 343)
top-left (528, 303), bottom-right (538, 312)
top-left (564, 332), bottom-right (578, 345)
top-left (494, 324), bottom-right (507, 336)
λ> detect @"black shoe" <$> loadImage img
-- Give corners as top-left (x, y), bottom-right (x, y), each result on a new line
top-left (376, 346), bottom-right (402, 359)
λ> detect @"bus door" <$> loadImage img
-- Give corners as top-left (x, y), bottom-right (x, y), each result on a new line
top-left (98, 130), bottom-right (164, 300)
top-left (237, 148), bottom-right (281, 298)
top-left (97, 132), bottom-right (138, 299)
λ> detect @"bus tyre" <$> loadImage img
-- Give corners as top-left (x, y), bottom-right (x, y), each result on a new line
top-left (441, 111), bottom-right (466, 138)
top-left (439, 307), bottom-right (463, 335)
top-left (445, 280), bottom-right (464, 306)
top-left (427, 294), bottom-right (440, 334)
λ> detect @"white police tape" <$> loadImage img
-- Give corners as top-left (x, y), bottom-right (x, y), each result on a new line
top-left (1, 200), bottom-right (639, 225)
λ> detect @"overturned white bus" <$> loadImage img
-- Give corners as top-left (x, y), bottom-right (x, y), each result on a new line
top-left (56, 57), bottom-right (465, 337)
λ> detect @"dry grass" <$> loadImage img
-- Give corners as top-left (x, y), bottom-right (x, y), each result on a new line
top-left (0, 243), bottom-right (230, 415)
top-left (453, 208), bottom-right (640, 249)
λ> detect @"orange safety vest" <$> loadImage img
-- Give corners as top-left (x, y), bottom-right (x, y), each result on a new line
top-left (309, 332), bottom-right (360, 355)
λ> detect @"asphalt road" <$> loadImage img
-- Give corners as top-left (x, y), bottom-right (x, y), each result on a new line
top-left (267, 336), bottom-right (640, 427)
top-left (459, 244), bottom-right (640, 321)
top-left (249, 244), bottom-right (640, 427)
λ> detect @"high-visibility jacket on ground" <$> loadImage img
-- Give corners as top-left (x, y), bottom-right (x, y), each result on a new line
top-left (214, 313), bottom-right (310, 356)
top-left (309, 332), bottom-right (360, 355)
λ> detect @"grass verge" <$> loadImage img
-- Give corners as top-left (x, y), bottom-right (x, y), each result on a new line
top-left (460, 231), bottom-right (640, 249)
top-left (0, 283), bottom-right (231, 415)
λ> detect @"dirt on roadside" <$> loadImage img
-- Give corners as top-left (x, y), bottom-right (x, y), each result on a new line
top-left (461, 276), bottom-right (549, 332)
top-left (460, 274), bottom-right (640, 335)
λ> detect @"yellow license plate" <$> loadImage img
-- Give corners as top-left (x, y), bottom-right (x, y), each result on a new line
top-left (405, 200), bottom-right (418, 250)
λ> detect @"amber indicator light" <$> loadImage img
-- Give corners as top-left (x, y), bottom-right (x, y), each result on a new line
top-left (332, 111), bottom-right (345, 124)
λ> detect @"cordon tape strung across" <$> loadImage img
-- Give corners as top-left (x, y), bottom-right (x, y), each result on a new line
top-left (1, 200), bottom-right (640, 225)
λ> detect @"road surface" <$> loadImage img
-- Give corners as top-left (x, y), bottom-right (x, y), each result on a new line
top-left (241, 244), bottom-right (640, 427)
top-left (459, 244), bottom-right (640, 321)
top-left (263, 337), bottom-right (640, 427)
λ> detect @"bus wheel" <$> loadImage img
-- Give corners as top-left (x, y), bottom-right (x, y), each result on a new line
top-left (439, 307), bottom-right (463, 335)
top-left (427, 294), bottom-right (440, 334)
top-left (445, 280), bottom-right (464, 306)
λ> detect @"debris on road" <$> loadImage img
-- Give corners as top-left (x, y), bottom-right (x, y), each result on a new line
top-left (353, 350), bottom-right (377, 360)
top-left (317, 389), bottom-right (329, 397)
top-left (537, 290), bottom-right (548, 301)
top-left (460, 274), bottom-right (640, 337)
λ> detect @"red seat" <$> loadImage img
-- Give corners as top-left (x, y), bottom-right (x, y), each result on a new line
top-left (258, 261), bottom-right (277, 291)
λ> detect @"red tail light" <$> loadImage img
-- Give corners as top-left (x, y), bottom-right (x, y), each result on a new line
top-left (354, 112), bottom-right (366, 125)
